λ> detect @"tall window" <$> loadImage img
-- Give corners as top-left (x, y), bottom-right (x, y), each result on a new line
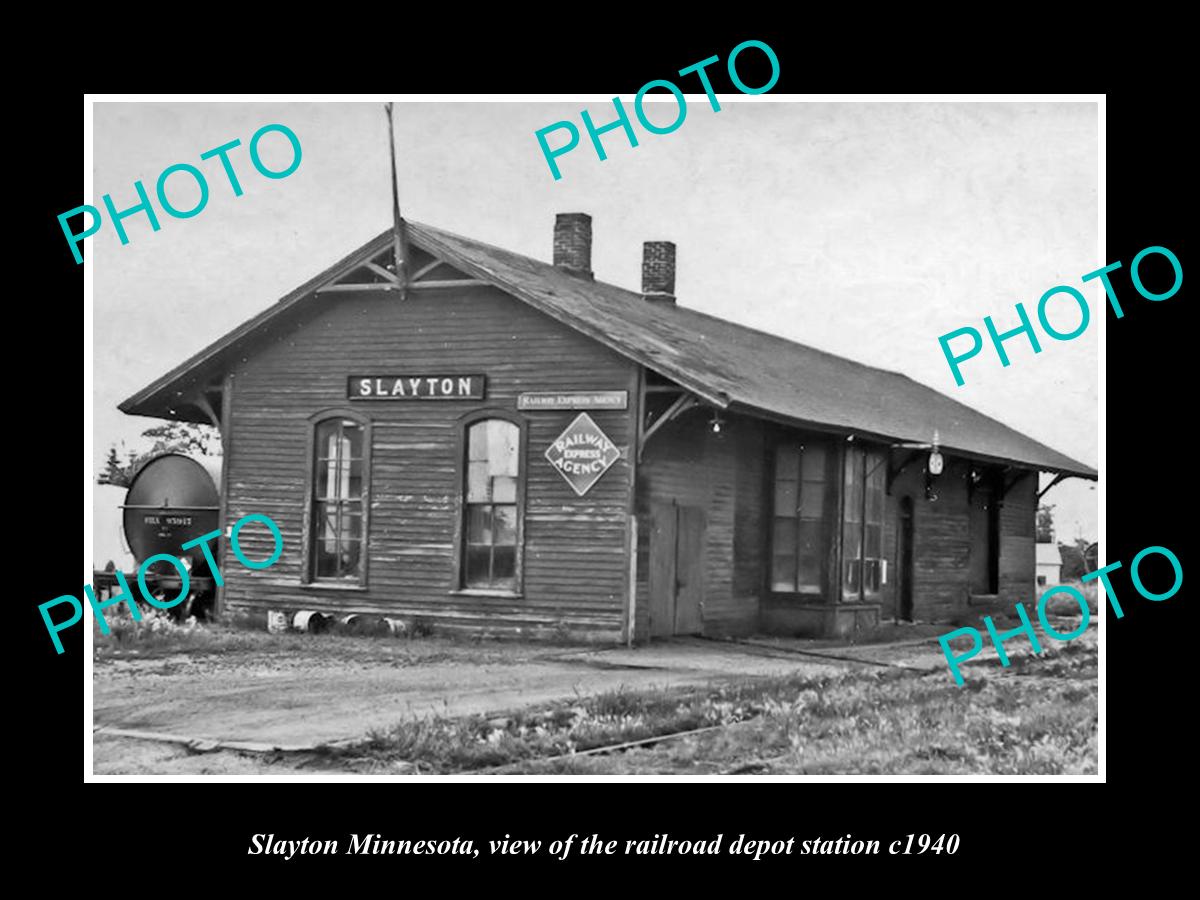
top-left (312, 416), bottom-right (366, 581)
top-left (772, 441), bottom-right (829, 593)
top-left (843, 445), bottom-right (886, 601)
top-left (462, 417), bottom-right (523, 591)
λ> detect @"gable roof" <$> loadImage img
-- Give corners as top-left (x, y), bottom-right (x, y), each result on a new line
top-left (121, 221), bottom-right (1096, 478)
top-left (1037, 543), bottom-right (1064, 566)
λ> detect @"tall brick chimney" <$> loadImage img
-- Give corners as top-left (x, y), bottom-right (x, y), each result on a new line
top-left (642, 241), bottom-right (676, 303)
top-left (553, 213), bottom-right (593, 278)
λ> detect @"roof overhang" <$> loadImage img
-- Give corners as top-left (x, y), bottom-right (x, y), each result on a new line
top-left (121, 224), bottom-right (732, 422)
top-left (726, 400), bottom-right (1098, 480)
top-left (119, 231), bottom-right (400, 422)
top-left (120, 221), bottom-right (1098, 482)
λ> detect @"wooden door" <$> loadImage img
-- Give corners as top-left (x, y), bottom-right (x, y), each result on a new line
top-left (897, 497), bottom-right (914, 621)
top-left (968, 481), bottom-right (998, 594)
top-left (648, 501), bottom-right (678, 638)
top-left (674, 506), bottom-right (706, 634)
top-left (647, 501), bottom-right (706, 637)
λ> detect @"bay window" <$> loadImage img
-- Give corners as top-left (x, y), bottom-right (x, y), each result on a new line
top-left (771, 440), bottom-right (831, 594)
top-left (843, 445), bottom-right (886, 601)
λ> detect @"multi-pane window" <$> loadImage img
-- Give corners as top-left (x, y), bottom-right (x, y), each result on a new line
top-left (312, 417), bottom-right (365, 581)
top-left (463, 418), bottom-right (522, 591)
top-left (843, 445), bottom-right (886, 601)
top-left (771, 442), bottom-right (829, 593)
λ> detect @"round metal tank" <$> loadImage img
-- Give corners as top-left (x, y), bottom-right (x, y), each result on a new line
top-left (122, 453), bottom-right (222, 570)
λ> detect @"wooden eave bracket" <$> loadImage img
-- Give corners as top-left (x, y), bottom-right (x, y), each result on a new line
top-left (887, 448), bottom-right (924, 494)
top-left (1037, 472), bottom-right (1075, 501)
top-left (182, 385), bottom-right (223, 429)
top-left (1000, 467), bottom-right (1026, 499)
top-left (637, 393), bottom-right (698, 462)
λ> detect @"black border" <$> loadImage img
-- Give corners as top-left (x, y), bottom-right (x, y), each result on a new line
top-left (23, 26), bottom-right (1189, 881)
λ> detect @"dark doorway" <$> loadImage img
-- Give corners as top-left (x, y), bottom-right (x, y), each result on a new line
top-left (897, 497), bottom-right (914, 621)
top-left (968, 476), bottom-right (1000, 595)
top-left (648, 501), bottom-right (706, 637)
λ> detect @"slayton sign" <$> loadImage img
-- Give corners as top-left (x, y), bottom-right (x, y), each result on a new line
top-left (545, 413), bottom-right (621, 496)
top-left (349, 375), bottom-right (485, 400)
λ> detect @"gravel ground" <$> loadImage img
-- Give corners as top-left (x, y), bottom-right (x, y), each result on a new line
top-left (92, 617), bottom-right (1093, 776)
top-left (93, 633), bottom-right (851, 774)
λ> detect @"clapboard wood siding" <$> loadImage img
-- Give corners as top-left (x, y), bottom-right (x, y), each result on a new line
top-left (886, 459), bottom-right (1036, 621)
top-left (889, 459), bottom-right (971, 620)
top-left (124, 222), bottom-right (1072, 643)
top-left (634, 409), bottom-right (758, 638)
top-left (998, 470), bottom-right (1037, 605)
top-left (732, 418), bottom-right (767, 605)
top-left (221, 279), bottom-right (637, 639)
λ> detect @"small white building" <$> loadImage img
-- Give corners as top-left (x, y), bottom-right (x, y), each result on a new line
top-left (1036, 542), bottom-right (1063, 588)
top-left (93, 483), bottom-right (136, 573)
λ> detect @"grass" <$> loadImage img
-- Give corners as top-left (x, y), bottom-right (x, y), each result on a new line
top-left (325, 681), bottom-right (768, 773)
top-left (92, 608), bottom-right (508, 666)
top-left (94, 611), bottom-right (277, 658)
top-left (1042, 579), bottom-right (1099, 616)
top-left (91, 606), bottom-right (605, 663)
top-left (318, 638), bottom-right (1097, 775)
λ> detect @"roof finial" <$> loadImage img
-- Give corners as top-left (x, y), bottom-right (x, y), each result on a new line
top-left (384, 103), bottom-right (409, 300)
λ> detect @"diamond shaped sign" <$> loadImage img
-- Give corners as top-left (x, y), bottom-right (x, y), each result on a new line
top-left (544, 413), bottom-right (621, 496)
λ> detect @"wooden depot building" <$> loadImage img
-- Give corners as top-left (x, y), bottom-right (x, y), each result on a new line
top-left (120, 214), bottom-right (1097, 640)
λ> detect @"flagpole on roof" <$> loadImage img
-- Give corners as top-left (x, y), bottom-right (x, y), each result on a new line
top-left (384, 102), bottom-right (409, 300)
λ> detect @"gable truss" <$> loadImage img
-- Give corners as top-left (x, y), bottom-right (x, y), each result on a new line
top-left (315, 247), bottom-right (486, 294)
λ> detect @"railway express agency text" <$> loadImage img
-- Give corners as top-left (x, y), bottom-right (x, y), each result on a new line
top-left (550, 430), bottom-right (617, 476)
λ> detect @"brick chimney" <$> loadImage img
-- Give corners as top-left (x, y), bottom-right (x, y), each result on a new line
top-left (642, 241), bottom-right (676, 303)
top-left (553, 213), bottom-right (593, 278)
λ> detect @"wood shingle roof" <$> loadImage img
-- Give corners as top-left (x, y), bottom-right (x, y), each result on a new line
top-left (121, 222), bottom-right (1096, 478)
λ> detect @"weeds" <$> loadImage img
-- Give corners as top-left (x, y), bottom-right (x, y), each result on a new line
top-left (325, 641), bottom-right (1098, 776)
top-left (550, 618), bottom-right (573, 644)
top-left (326, 677), bottom-right (790, 773)
top-left (92, 615), bottom-right (475, 666)
top-left (93, 606), bottom-right (202, 653)
top-left (410, 617), bottom-right (436, 639)
top-left (93, 610), bottom-right (305, 660)
top-left (1042, 580), bottom-right (1098, 616)
top-left (93, 602), bottom-right (458, 661)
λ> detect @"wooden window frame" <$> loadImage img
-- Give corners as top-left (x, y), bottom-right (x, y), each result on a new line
top-left (451, 409), bottom-right (528, 598)
top-left (301, 408), bottom-right (372, 590)
top-left (768, 436), bottom-right (832, 600)
top-left (842, 443), bottom-right (887, 604)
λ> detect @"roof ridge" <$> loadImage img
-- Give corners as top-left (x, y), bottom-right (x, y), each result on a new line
top-left (414, 220), bottom-right (919, 381)
top-left (120, 218), bottom-right (1096, 478)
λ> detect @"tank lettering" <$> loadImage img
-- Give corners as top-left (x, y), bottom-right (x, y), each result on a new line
top-left (41, 512), bottom-right (284, 654)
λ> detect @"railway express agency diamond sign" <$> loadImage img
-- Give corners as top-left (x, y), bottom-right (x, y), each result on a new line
top-left (545, 413), bottom-right (621, 496)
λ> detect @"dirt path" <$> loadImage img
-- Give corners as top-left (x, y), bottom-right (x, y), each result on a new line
top-left (92, 624), bottom-right (1084, 775)
top-left (92, 639), bottom-right (858, 771)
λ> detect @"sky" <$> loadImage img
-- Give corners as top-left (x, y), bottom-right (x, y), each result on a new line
top-left (91, 99), bottom-right (1099, 547)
